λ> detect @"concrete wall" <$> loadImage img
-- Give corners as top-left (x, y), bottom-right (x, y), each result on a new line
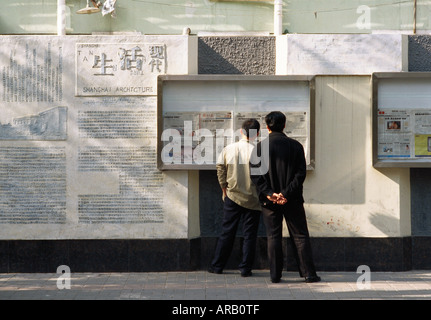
top-left (198, 37), bottom-right (275, 75)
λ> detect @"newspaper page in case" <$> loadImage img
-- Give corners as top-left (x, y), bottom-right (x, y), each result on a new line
top-left (162, 111), bottom-right (232, 165)
top-left (194, 112), bottom-right (233, 164)
top-left (234, 111), bottom-right (309, 159)
top-left (285, 111), bottom-right (308, 154)
top-left (413, 110), bottom-right (431, 157)
top-left (162, 112), bottom-right (199, 164)
top-left (377, 109), bottom-right (411, 159)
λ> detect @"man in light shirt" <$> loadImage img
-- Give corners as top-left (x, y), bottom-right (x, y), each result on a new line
top-left (208, 119), bottom-right (261, 277)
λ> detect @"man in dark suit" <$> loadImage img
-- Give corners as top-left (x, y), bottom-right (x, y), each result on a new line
top-left (250, 111), bottom-right (320, 283)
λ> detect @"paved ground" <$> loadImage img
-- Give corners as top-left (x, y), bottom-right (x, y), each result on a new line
top-left (1, 269), bottom-right (431, 301)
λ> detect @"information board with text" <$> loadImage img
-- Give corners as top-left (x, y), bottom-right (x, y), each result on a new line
top-left (373, 73), bottom-right (431, 167)
top-left (157, 75), bottom-right (315, 170)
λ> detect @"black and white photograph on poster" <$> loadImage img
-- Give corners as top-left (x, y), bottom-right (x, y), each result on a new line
top-left (0, 107), bottom-right (67, 140)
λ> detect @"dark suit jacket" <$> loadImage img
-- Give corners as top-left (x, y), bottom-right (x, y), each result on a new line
top-left (250, 131), bottom-right (306, 205)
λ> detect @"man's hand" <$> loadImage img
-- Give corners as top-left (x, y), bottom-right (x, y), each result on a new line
top-left (222, 188), bottom-right (227, 201)
top-left (267, 193), bottom-right (287, 205)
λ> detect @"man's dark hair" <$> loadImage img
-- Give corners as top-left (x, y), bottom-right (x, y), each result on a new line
top-left (265, 111), bottom-right (286, 132)
top-left (242, 118), bottom-right (260, 138)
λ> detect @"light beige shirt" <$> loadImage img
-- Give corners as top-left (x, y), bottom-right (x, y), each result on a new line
top-left (216, 139), bottom-right (261, 211)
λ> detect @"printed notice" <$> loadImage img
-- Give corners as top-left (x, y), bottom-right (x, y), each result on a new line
top-left (377, 109), bottom-right (431, 159)
top-left (377, 109), bottom-right (411, 159)
top-left (235, 111), bottom-right (309, 158)
top-left (78, 109), bottom-right (155, 139)
top-left (78, 146), bottom-right (164, 224)
top-left (1, 41), bottom-right (63, 103)
top-left (413, 111), bottom-right (431, 157)
top-left (162, 111), bottom-right (233, 165)
top-left (0, 147), bottom-right (66, 224)
top-left (162, 111), bottom-right (310, 166)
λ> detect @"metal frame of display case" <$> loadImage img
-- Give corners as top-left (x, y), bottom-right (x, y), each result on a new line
top-left (373, 72), bottom-right (431, 168)
top-left (157, 74), bottom-right (315, 170)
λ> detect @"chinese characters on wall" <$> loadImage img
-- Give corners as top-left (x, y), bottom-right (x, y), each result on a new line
top-left (76, 43), bottom-right (166, 96)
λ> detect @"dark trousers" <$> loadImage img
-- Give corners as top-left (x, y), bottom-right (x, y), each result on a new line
top-left (210, 196), bottom-right (261, 273)
top-left (262, 200), bottom-right (317, 281)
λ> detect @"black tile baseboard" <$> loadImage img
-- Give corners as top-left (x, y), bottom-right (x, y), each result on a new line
top-left (0, 237), bottom-right (424, 273)
top-left (201, 237), bottom-right (413, 272)
top-left (0, 239), bottom-right (200, 273)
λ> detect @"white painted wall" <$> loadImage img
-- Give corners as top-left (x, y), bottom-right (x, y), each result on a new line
top-left (303, 76), bottom-right (411, 238)
top-left (276, 34), bottom-right (408, 75)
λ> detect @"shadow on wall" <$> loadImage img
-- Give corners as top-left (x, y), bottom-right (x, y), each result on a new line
top-left (368, 212), bottom-right (401, 236)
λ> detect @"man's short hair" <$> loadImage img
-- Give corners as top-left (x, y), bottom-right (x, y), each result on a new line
top-left (242, 118), bottom-right (260, 138)
top-left (265, 111), bottom-right (286, 132)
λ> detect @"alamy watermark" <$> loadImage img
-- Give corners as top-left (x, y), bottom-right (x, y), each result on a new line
top-left (56, 265), bottom-right (71, 290)
top-left (356, 3), bottom-right (371, 30)
top-left (161, 122), bottom-right (269, 174)
top-left (356, 265), bottom-right (371, 289)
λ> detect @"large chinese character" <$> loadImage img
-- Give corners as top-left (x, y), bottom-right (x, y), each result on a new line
top-left (119, 46), bottom-right (145, 71)
top-left (93, 53), bottom-right (114, 76)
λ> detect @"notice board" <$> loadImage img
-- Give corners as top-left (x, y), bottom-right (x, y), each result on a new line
top-left (157, 75), bottom-right (315, 170)
top-left (373, 72), bottom-right (431, 167)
